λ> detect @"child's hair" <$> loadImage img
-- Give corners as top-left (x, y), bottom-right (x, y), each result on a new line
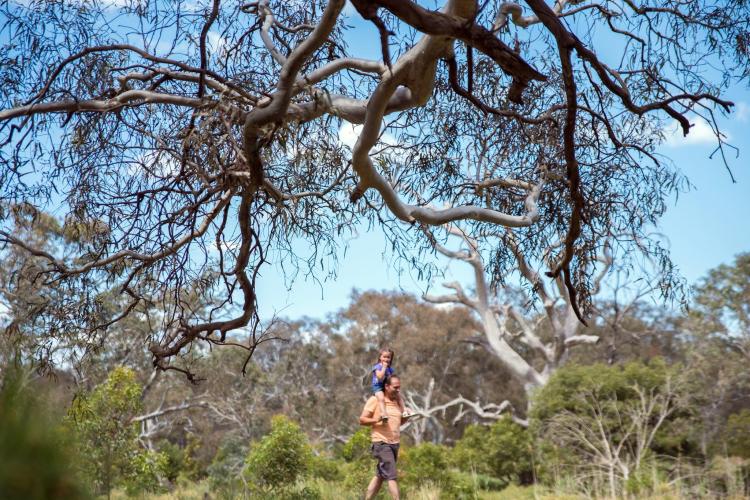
top-left (377, 348), bottom-right (395, 365)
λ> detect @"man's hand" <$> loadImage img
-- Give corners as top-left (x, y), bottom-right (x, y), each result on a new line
top-left (401, 411), bottom-right (420, 423)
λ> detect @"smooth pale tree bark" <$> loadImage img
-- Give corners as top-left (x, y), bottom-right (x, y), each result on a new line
top-left (404, 378), bottom-right (528, 439)
top-left (425, 225), bottom-right (609, 402)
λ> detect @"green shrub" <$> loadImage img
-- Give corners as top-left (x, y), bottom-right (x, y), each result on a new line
top-left (207, 436), bottom-right (247, 497)
top-left (530, 360), bottom-right (695, 496)
top-left (158, 435), bottom-right (203, 484)
top-left (440, 470), bottom-right (479, 499)
top-left (284, 485), bottom-right (323, 500)
top-left (723, 410), bottom-right (750, 459)
top-left (308, 454), bottom-right (343, 482)
top-left (158, 440), bottom-right (185, 483)
top-left (530, 359), bottom-right (695, 458)
top-left (0, 369), bottom-right (90, 499)
top-left (340, 457), bottom-right (375, 494)
top-left (122, 449), bottom-right (169, 496)
top-left (472, 473), bottom-right (507, 491)
top-left (400, 442), bottom-right (450, 489)
top-left (450, 417), bottom-right (531, 487)
top-left (338, 427), bottom-right (377, 494)
top-left (244, 415), bottom-right (312, 494)
top-left (66, 366), bottom-right (144, 496)
top-left (339, 427), bottom-right (372, 462)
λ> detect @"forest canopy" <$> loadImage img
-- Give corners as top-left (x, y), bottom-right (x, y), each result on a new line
top-left (1, 0), bottom-right (748, 373)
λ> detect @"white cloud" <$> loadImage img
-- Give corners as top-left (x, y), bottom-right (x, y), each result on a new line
top-left (664, 117), bottom-right (729, 147)
top-left (207, 31), bottom-right (228, 56)
top-left (338, 123), bottom-right (362, 149)
top-left (212, 239), bottom-right (241, 253)
top-left (735, 102), bottom-right (749, 123)
top-left (337, 123), bottom-right (398, 150)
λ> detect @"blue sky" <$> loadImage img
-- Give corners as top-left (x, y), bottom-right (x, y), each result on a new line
top-left (3, 1), bottom-right (747, 322)
top-left (255, 6), bottom-right (750, 321)
top-left (658, 91), bottom-right (750, 285)
top-left (256, 133), bottom-right (750, 321)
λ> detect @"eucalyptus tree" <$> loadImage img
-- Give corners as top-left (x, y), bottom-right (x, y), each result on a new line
top-left (425, 225), bottom-right (607, 398)
top-left (682, 253), bottom-right (750, 455)
top-left (1, 0), bottom-right (746, 375)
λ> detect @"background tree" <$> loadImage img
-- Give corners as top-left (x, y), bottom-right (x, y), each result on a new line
top-left (679, 253), bottom-right (750, 457)
top-left (324, 289), bottom-right (524, 443)
top-left (243, 415), bottom-right (313, 497)
top-left (0, 255), bottom-right (748, 497)
top-left (0, 368), bottom-right (90, 500)
top-left (530, 360), bottom-right (695, 498)
top-left (690, 253), bottom-right (750, 359)
top-left (67, 366), bottom-right (168, 498)
top-left (0, 204), bottom-right (105, 372)
top-left (424, 225), bottom-right (608, 414)
top-left (2, 0), bottom-right (747, 375)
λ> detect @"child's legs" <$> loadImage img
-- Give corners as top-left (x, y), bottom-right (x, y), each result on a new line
top-left (375, 390), bottom-right (387, 415)
top-left (397, 393), bottom-right (406, 413)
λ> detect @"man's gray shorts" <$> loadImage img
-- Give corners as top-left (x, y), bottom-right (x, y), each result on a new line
top-left (371, 442), bottom-right (400, 480)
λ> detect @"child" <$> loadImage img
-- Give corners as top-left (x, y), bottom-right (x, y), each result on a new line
top-left (371, 348), bottom-right (407, 422)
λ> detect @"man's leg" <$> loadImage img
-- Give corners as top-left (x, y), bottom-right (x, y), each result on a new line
top-left (365, 476), bottom-right (383, 500)
top-left (386, 479), bottom-right (400, 500)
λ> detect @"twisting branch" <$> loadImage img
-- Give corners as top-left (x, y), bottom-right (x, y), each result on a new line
top-left (0, 0), bottom-right (743, 374)
top-left (412, 393), bottom-right (528, 427)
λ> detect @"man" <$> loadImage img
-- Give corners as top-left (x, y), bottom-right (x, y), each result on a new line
top-left (359, 374), bottom-right (415, 500)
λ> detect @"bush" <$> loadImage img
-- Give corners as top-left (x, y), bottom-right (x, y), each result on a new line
top-left (400, 442), bottom-right (450, 489)
top-left (340, 456), bottom-right (375, 494)
top-left (338, 427), bottom-right (372, 462)
top-left (338, 427), bottom-right (376, 494)
top-left (66, 366), bottom-right (144, 496)
top-left (207, 436), bottom-right (248, 498)
top-left (244, 415), bottom-right (313, 494)
top-left (158, 435), bottom-right (203, 484)
top-left (531, 359), bottom-right (695, 457)
top-left (450, 417), bottom-right (532, 487)
top-left (308, 453), bottom-right (343, 482)
top-left (440, 470), bottom-right (480, 499)
top-left (530, 360), bottom-right (695, 496)
top-left (158, 440), bottom-right (185, 483)
top-left (0, 369), bottom-right (90, 499)
top-left (723, 410), bottom-right (750, 459)
top-left (122, 449), bottom-right (169, 496)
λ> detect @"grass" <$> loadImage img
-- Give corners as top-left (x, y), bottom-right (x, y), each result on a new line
top-left (101, 459), bottom-right (750, 500)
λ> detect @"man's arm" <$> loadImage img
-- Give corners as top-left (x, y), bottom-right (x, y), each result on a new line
top-left (359, 408), bottom-right (379, 426)
top-left (360, 398), bottom-right (380, 426)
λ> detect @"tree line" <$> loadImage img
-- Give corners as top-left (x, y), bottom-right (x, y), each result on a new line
top-left (1, 253), bottom-right (749, 498)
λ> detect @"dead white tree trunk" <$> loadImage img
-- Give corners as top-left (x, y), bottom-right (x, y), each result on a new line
top-left (424, 225), bottom-right (610, 401)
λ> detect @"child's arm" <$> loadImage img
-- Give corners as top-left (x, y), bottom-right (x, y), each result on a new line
top-left (374, 362), bottom-right (389, 381)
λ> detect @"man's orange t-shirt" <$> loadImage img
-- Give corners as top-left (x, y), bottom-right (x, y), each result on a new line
top-left (364, 395), bottom-right (401, 444)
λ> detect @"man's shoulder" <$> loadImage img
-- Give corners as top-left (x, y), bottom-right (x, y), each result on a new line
top-left (363, 395), bottom-right (377, 410)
